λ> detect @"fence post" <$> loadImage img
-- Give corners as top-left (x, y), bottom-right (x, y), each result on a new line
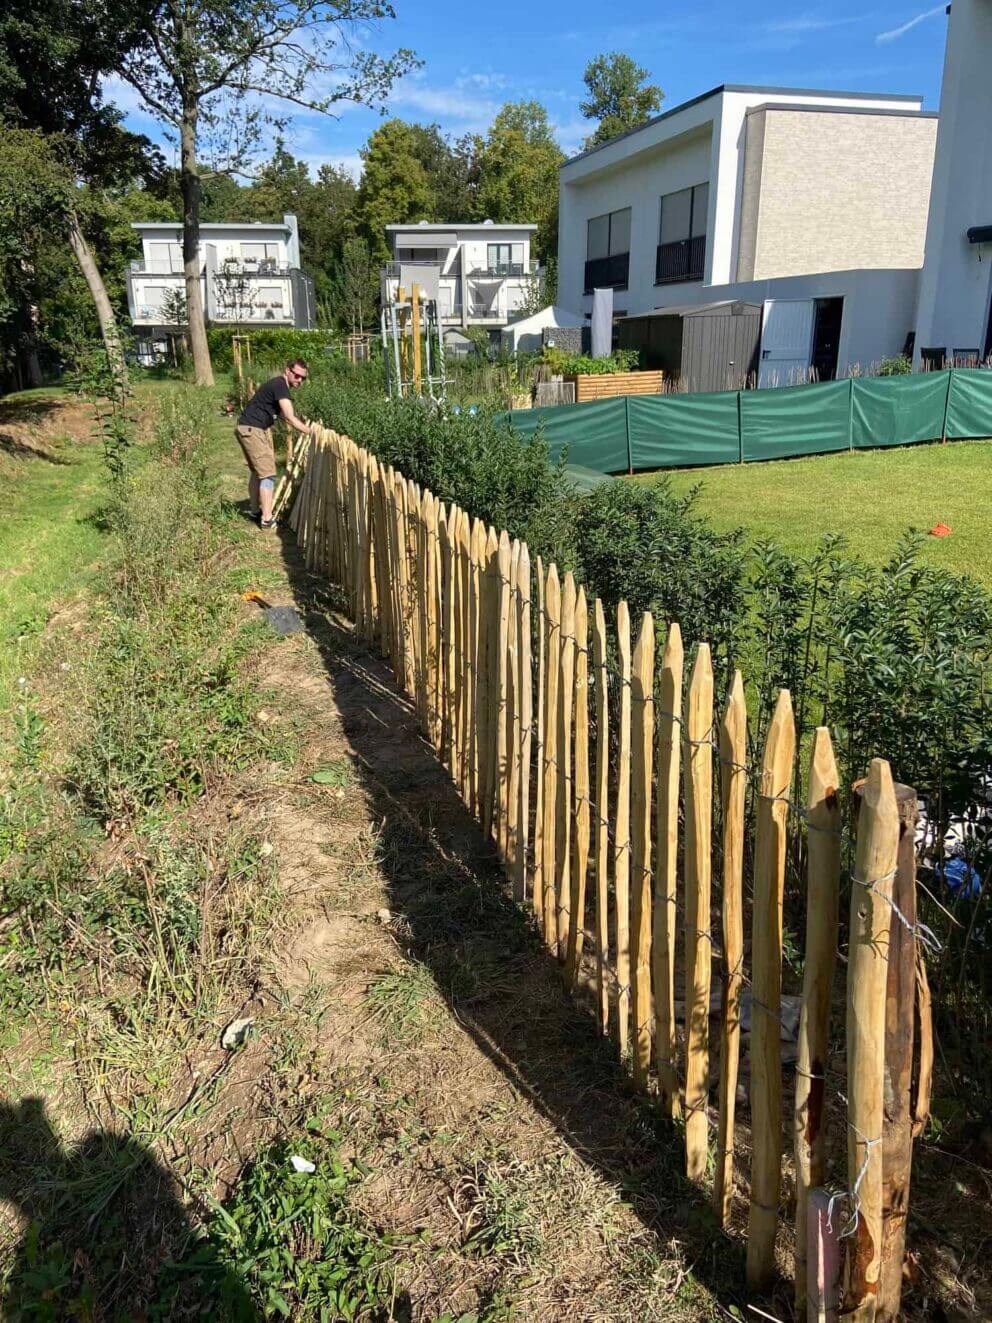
top-left (714, 669), bottom-right (746, 1225)
top-left (794, 728), bottom-right (842, 1312)
top-left (556, 573), bottom-right (577, 956)
top-left (654, 622), bottom-right (683, 1118)
top-left (516, 543), bottom-right (532, 903)
top-left (843, 759), bottom-right (899, 1322)
top-left (878, 782), bottom-right (919, 1322)
top-left (684, 643), bottom-right (714, 1181)
top-left (746, 688), bottom-right (796, 1288)
top-left (540, 565), bottom-right (561, 953)
top-left (630, 611), bottom-right (655, 1090)
top-left (614, 600), bottom-right (632, 1060)
top-left (593, 598), bottom-right (610, 1036)
top-left (565, 587), bottom-right (590, 990)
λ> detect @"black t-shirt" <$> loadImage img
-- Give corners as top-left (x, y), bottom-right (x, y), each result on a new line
top-left (239, 375), bottom-right (290, 429)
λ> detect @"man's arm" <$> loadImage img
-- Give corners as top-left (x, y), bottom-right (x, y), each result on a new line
top-left (278, 395), bottom-right (312, 435)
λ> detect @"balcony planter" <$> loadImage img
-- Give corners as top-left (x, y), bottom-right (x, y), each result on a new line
top-left (565, 370), bottom-right (664, 402)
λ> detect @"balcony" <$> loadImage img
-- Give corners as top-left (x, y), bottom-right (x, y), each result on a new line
top-left (466, 260), bottom-right (540, 278)
top-left (655, 235), bottom-right (706, 285)
top-left (583, 252), bottom-right (629, 293)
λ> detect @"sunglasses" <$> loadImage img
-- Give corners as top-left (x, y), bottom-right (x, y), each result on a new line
top-left (288, 369), bottom-right (307, 382)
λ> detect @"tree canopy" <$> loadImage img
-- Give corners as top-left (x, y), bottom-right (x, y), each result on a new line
top-left (474, 101), bottom-right (564, 260)
top-left (355, 119), bottom-right (434, 263)
top-left (580, 52), bottom-right (663, 149)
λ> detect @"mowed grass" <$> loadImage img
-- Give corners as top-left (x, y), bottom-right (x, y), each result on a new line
top-left (632, 438), bottom-right (992, 587)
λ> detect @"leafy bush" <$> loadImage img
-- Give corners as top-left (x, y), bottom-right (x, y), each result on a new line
top-left (877, 354), bottom-right (912, 376)
top-left (576, 478), bottom-right (747, 659)
top-left (303, 379), bottom-right (580, 566)
top-left (206, 327), bottom-right (342, 372)
top-left (539, 347), bottom-right (640, 375)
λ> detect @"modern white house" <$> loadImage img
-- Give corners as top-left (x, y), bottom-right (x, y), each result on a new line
top-left (557, 85), bottom-right (940, 381)
top-left (381, 221), bottom-right (540, 344)
top-left (126, 213), bottom-right (316, 363)
top-left (913, 0), bottom-right (992, 367)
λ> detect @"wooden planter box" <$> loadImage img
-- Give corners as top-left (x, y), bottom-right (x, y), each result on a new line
top-left (567, 370), bottom-right (664, 402)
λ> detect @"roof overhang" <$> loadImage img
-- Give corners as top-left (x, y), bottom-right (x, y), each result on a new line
top-left (392, 231), bottom-right (458, 248)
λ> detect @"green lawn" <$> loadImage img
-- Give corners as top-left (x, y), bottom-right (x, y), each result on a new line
top-left (633, 438), bottom-right (992, 586)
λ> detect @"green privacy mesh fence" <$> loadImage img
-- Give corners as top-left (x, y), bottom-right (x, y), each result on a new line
top-left (498, 368), bottom-right (992, 474)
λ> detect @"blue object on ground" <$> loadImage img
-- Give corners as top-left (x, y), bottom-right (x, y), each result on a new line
top-left (936, 856), bottom-right (983, 898)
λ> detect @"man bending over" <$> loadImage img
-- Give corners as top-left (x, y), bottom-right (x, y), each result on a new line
top-left (235, 358), bottom-right (312, 529)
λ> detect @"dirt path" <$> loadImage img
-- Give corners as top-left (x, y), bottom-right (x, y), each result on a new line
top-left (227, 524), bottom-right (752, 1323)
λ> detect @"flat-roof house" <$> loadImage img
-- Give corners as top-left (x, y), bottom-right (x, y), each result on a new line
top-left (558, 85), bottom-right (939, 382)
top-left (382, 221), bottom-right (540, 345)
top-left (126, 214), bottom-right (316, 363)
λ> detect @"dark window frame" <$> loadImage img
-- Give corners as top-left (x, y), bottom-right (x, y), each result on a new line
top-left (655, 183), bottom-right (708, 285)
top-left (584, 208), bottom-right (631, 293)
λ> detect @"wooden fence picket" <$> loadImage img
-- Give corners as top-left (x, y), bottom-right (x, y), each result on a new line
top-left (565, 587), bottom-right (589, 990)
top-left (504, 538), bottom-right (521, 871)
top-left (532, 558), bottom-right (546, 929)
top-left (844, 759), bottom-right (900, 1321)
top-left (631, 611), bottom-right (655, 1091)
top-left (714, 669), bottom-right (747, 1226)
top-left (592, 600), bottom-right (610, 1036)
top-left (515, 543), bottom-right (532, 904)
top-left (684, 643), bottom-right (714, 1181)
top-left (541, 565), bottom-right (561, 953)
top-left (556, 573), bottom-right (577, 957)
top-left (614, 601), bottom-right (632, 1059)
top-left (747, 689), bottom-right (797, 1287)
top-left (654, 623), bottom-right (683, 1117)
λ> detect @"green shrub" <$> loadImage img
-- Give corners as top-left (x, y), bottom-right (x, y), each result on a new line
top-left (206, 327), bottom-right (342, 373)
top-left (877, 354), bottom-right (912, 376)
top-left (539, 347), bottom-right (640, 375)
top-left (575, 478), bottom-right (748, 659)
top-left (302, 380), bottom-right (580, 567)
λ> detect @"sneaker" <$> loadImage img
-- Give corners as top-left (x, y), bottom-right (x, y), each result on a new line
top-left (260, 517), bottom-right (277, 531)
top-left (247, 509), bottom-right (261, 524)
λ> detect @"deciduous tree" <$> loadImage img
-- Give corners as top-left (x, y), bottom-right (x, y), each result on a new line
top-left (115, 0), bottom-right (418, 385)
top-left (580, 52), bottom-right (663, 149)
top-left (355, 119), bottom-right (433, 263)
top-left (475, 101), bottom-right (563, 261)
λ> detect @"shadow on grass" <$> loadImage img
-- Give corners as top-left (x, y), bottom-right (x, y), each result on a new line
top-left (277, 528), bottom-right (768, 1316)
top-left (0, 1097), bottom-right (257, 1319)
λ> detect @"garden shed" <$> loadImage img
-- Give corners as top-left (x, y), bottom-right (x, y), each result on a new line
top-left (616, 300), bottom-right (762, 393)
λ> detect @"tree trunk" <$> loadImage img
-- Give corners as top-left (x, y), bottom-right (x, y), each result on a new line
top-left (180, 106), bottom-right (214, 386)
top-left (67, 211), bottom-right (127, 387)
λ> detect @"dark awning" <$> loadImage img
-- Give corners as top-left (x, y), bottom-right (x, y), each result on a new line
top-left (967, 225), bottom-right (992, 244)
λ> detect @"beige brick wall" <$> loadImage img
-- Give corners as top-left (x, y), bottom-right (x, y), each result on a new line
top-left (735, 108), bottom-right (937, 281)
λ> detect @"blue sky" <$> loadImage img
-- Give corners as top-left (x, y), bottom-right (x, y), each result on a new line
top-left (105, 2), bottom-right (951, 181)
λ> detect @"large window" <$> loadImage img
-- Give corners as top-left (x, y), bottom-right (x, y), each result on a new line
top-left (656, 183), bottom-right (708, 284)
top-left (240, 241), bottom-right (281, 264)
top-left (584, 207), bottom-right (631, 292)
top-left (486, 242), bottom-right (524, 275)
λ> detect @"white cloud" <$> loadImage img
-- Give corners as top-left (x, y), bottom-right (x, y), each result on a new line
top-left (763, 13), bottom-right (863, 34)
top-left (551, 116), bottom-right (591, 156)
top-left (876, 4), bottom-right (947, 42)
top-left (389, 74), bottom-right (499, 129)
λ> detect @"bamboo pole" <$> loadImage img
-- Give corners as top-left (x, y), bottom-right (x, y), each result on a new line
top-left (684, 643), bottom-right (714, 1181)
top-left (795, 728), bottom-right (842, 1311)
top-left (714, 669), bottom-right (747, 1226)
top-left (556, 572), bottom-right (577, 957)
top-left (565, 586), bottom-right (589, 990)
top-left (411, 282), bottom-right (423, 395)
top-left (654, 622), bottom-right (683, 1117)
top-left (541, 565), bottom-right (561, 953)
top-left (842, 759), bottom-right (899, 1323)
top-left (593, 598), bottom-right (610, 1036)
top-left (532, 557), bottom-right (546, 928)
top-left (630, 611), bottom-right (655, 1091)
top-left (746, 688), bottom-right (796, 1288)
top-left (614, 600), bottom-right (632, 1060)
top-left (515, 543), bottom-right (533, 903)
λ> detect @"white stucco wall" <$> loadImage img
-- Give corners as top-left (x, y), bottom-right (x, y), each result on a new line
top-left (914, 0), bottom-right (992, 362)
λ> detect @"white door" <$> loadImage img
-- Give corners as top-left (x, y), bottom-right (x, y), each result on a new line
top-left (759, 299), bottom-right (815, 387)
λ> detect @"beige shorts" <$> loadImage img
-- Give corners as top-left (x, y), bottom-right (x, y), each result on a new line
top-left (235, 424), bottom-right (276, 480)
